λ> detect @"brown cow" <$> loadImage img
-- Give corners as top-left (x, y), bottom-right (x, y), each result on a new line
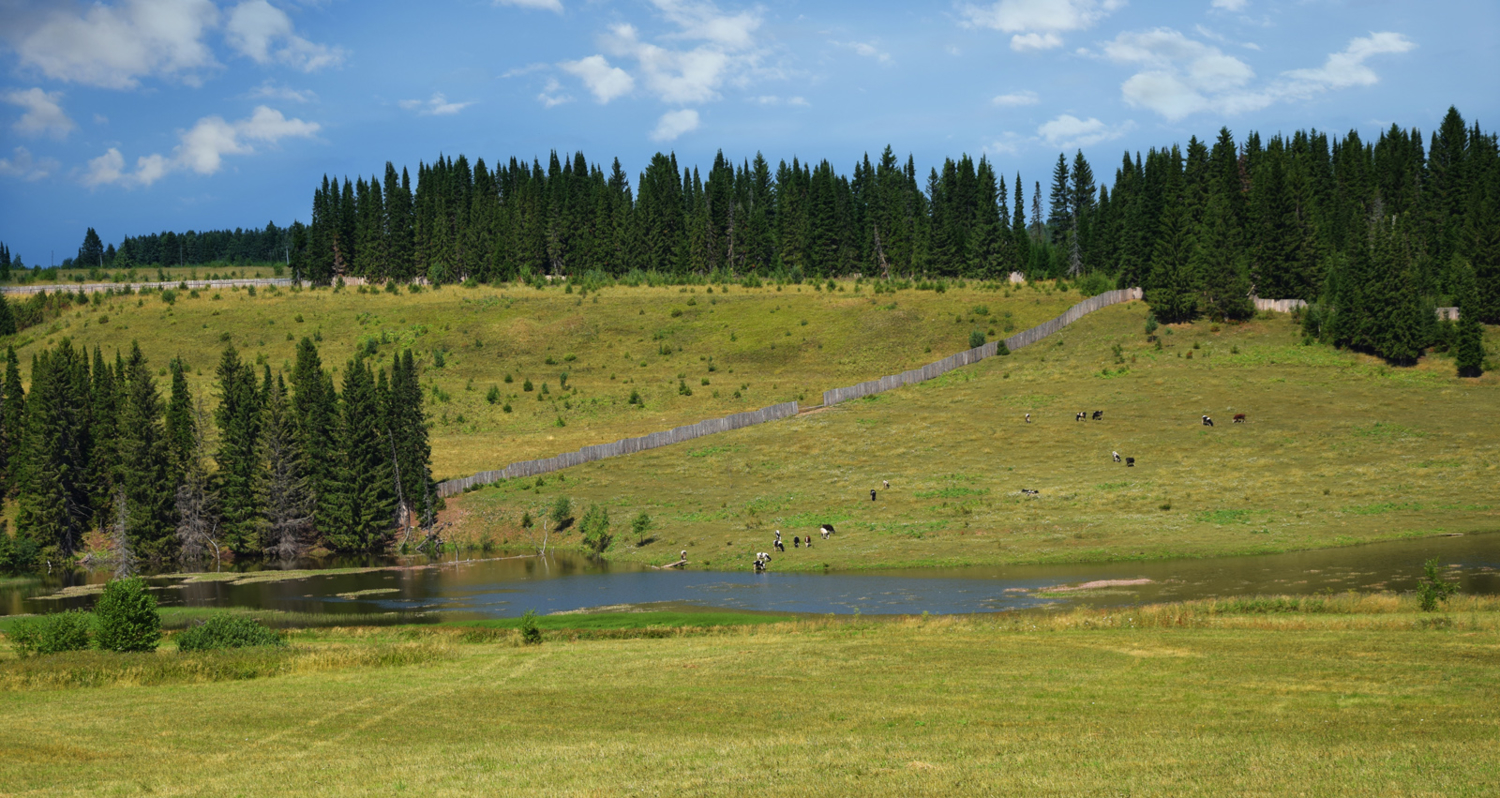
top-left (1233, 413), bottom-right (1247, 423)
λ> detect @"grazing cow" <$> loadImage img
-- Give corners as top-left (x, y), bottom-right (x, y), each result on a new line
top-left (870, 489), bottom-right (878, 501)
top-left (1233, 413), bottom-right (1247, 423)
top-left (1202, 415), bottom-right (1214, 427)
top-left (1092, 410), bottom-right (1104, 420)
top-left (793, 536), bottom-right (801, 548)
top-left (1025, 413), bottom-right (1032, 423)
top-left (820, 524), bottom-right (835, 539)
top-left (1112, 451), bottom-right (1121, 462)
top-left (1076, 411), bottom-right (1086, 422)
top-left (883, 480), bottom-right (890, 489)
top-left (1021, 489), bottom-right (1040, 496)
top-left (680, 550), bottom-right (688, 562)
top-left (774, 531), bottom-right (785, 553)
top-left (1125, 457), bottom-right (1135, 467)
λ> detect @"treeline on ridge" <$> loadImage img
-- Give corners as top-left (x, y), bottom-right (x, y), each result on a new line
top-left (0, 338), bottom-right (435, 573)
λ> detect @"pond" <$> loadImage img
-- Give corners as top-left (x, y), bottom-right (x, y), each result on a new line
top-left (4, 532), bottom-right (1496, 619)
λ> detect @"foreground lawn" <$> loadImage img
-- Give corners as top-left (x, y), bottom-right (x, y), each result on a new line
top-left (449, 302), bottom-right (1500, 569)
top-left (9, 280), bottom-right (1078, 479)
top-left (2, 600), bottom-right (1497, 796)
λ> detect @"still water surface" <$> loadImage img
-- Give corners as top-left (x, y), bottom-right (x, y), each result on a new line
top-left (5, 533), bottom-right (1496, 618)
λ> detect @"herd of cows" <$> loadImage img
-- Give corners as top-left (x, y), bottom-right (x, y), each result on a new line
top-left (747, 409), bottom-right (1250, 571)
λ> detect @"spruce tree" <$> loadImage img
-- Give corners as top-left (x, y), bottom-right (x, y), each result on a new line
top-left (0, 294), bottom-right (15, 336)
top-left (1193, 192), bottom-right (1253, 320)
top-left (1452, 259), bottom-right (1486, 377)
top-left (16, 343), bottom-right (92, 555)
top-left (174, 398), bottom-right (218, 562)
top-left (214, 346), bottom-right (264, 554)
top-left (324, 358), bottom-right (395, 551)
top-left (0, 346), bottom-right (21, 491)
top-left (291, 338), bottom-right (336, 538)
top-left (388, 350), bottom-right (433, 529)
top-left (1146, 196), bottom-right (1198, 323)
top-left (115, 343), bottom-right (174, 561)
top-left (165, 357), bottom-right (194, 484)
top-left (258, 374), bottom-right (313, 558)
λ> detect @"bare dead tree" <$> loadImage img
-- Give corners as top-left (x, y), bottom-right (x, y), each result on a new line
top-left (111, 487), bottom-right (136, 578)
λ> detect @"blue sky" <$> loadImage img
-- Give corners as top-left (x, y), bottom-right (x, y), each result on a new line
top-left (1, 0), bottom-right (1496, 262)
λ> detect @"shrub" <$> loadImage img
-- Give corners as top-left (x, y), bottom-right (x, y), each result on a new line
top-left (1417, 557), bottom-right (1459, 612)
top-left (8, 611), bottom-right (93, 656)
top-left (486, 385), bottom-right (501, 404)
top-left (632, 512), bottom-right (653, 545)
top-left (580, 503), bottom-right (612, 554)
top-left (523, 379), bottom-right (534, 392)
top-left (519, 610), bottom-right (542, 645)
top-left (93, 577), bottom-right (161, 652)
top-left (0, 530), bottom-right (41, 575)
top-left (969, 330), bottom-right (986, 349)
top-left (550, 497), bottom-right (573, 530)
top-left (175, 614), bottom-right (286, 651)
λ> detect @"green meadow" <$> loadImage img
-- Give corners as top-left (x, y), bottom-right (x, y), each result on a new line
top-left (448, 300), bottom-right (1499, 569)
top-left (8, 280), bottom-right (1079, 481)
top-left (2, 596), bottom-right (1497, 796)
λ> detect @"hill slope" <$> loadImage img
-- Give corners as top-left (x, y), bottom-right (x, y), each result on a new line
top-left (446, 302), bottom-right (1499, 568)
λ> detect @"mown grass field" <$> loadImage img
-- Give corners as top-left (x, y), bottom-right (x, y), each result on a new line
top-left (448, 302), bottom-right (1500, 569)
top-left (7, 280), bottom-right (1079, 480)
top-left (2, 596), bottom-right (1497, 796)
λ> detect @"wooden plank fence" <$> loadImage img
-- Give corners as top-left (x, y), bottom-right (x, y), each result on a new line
top-left (821, 287), bottom-right (1144, 407)
top-left (435, 401), bottom-right (799, 497)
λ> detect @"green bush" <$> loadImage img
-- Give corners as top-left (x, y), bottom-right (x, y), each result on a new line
top-left (175, 614), bottom-right (286, 651)
top-left (1417, 557), bottom-right (1459, 612)
top-left (0, 531), bottom-right (40, 575)
top-left (550, 497), bottom-right (573, 530)
top-left (93, 577), bottom-right (161, 652)
top-left (969, 330), bottom-right (986, 349)
top-left (580, 503), bottom-right (613, 554)
top-left (519, 610), bottom-right (542, 645)
top-left (8, 611), bottom-right (93, 656)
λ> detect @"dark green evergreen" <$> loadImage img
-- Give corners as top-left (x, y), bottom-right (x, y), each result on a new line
top-left (213, 346), bottom-right (264, 554)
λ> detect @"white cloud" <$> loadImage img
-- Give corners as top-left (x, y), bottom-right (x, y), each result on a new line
top-left (1282, 32), bottom-right (1415, 91)
top-left (249, 80), bottom-right (317, 103)
top-left (788, 96), bottom-right (809, 107)
top-left (225, 0), bottom-right (346, 72)
top-left (1104, 28), bottom-right (1414, 121)
top-left (1009, 33), bottom-right (1062, 51)
top-left (5, 88), bottom-right (76, 139)
top-left (501, 63), bottom-right (550, 78)
top-left (832, 40), bottom-right (892, 63)
top-left (0, 146), bottom-right (61, 181)
top-left (14, 0), bottom-right (221, 89)
top-left (991, 90), bottom-right (1039, 106)
top-left (962, 0), bottom-right (1124, 51)
top-left (399, 93), bottom-right (476, 116)
top-left (495, 0), bottom-right (564, 11)
top-left (537, 78), bottom-right (573, 107)
top-left (561, 55), bottom-right (636, 103)
top-left (1036, 114), bottom-right (1132, 149)
top-left (82, 105), bottom-right (318, 188)
top-left (750, 95), bottom-right (808, 106)
top-left (1211, 0), bottom-right (1247, 11)
top-left (650, 108), bottom-right (700, 141)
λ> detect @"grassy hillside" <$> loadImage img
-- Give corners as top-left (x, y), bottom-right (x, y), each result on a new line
top-left (7, 279), bottom-right (1081, 479)
top-left (447, 302), bottom-right (1500, 568)
top-left (3, 599), bottom-right (1497, 795)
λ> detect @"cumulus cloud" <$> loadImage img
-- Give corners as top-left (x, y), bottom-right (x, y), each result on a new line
top-left (537, 78), bottom-right (573, 107)
top-left (1104, 28), bottom-right (1415, 121)
top-left (651, 108), bottom-right (700, 141)
top-left (1210, 0), bottom-right (1247, 11)
top-left (1283, 32), bottom-right (1415, 91)
top-left (0, 146), bottom-right (61, 181)
top-left (961, 0), bottom-right (1124, 52)
top-left (5, 88), bottom-right (76, 139)
top-left (1036, 114), bottom-right (1132, 149)
top-left (398, 93), bottom-right (476, 115)
top-left (991, 90), bottom-right (1040, 106)
top-left (225, 0), bottom-right (346, 72)
top-left (832, 40), bottom-right (891, 63)
top-left (82, 105), bottom-right (318, 188)
top-left (495, 0), bottom-right (564, 11)
top-left (560, 55), bottom-right (635, 103)
top-left (13, 0), bottom-right (221, 89)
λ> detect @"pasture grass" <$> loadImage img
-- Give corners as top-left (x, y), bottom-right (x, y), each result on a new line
top-left (8, 279), bottom-right (1079, 480)
top-left (449, 303), bottom-right (1500, 569)
top-left (1, 596), bottom-right (1497, 795)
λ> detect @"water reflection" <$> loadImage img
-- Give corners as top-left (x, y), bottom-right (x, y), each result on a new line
top-left (5, 532), bottom-right (1497, 618)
